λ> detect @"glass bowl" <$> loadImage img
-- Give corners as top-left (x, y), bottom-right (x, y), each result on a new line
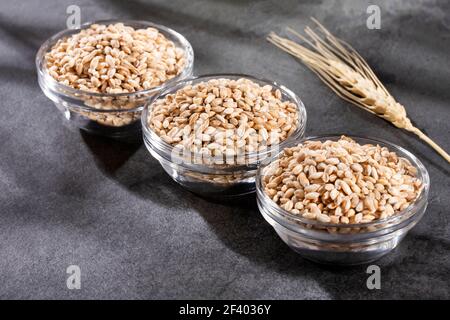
top-left (36, 19), bottom-right (194, 139)
top-left (256, 135), bottom-right (430, 265)
top-left (142, 74), bottom-right (307, 197)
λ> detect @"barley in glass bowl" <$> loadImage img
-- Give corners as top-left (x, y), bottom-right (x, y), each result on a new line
top-left (142, 74), bottom-right (307, 197)
top-left (256, 135), bottom-right (430, 265)
top-left (36, 20), bottom-right (194, 139)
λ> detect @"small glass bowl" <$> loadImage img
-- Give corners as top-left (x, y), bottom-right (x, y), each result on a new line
top-left (36, 19), bottom-right (194, 139)
top-left (142, 74), bottom-right (307, 197)
top-left (256, 135), bottom-right (430, 265)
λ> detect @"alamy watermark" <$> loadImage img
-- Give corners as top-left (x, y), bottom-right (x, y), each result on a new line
top-left (169, 128), bottom-right (281, 168)
top-left (366, 5), bottom-right (381, 29)
top-left (66, 265), bottom-right (81, 290)
top-left (66, 5), bottom-right (81, 29)
top-left (366, 265), bottom-right (381, 290)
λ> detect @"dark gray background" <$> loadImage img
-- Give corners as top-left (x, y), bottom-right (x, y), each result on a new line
top-left (0, 0), bottom-right (449, 299)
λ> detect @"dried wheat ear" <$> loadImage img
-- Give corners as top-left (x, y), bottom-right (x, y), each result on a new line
top-left (267, 18), bottom-right (450, 164)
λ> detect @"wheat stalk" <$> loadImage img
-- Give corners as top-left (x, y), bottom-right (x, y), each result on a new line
top-left (267, 18), bottom-right (450, 164)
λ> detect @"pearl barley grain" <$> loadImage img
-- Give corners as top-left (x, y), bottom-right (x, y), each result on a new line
top-left (262, 136), bottom-right (423, 224)
top-left (44, 23), bottom-right (188, 127)
top-left (148, 78), bottom-right (299, 166)
top-left (45, 23), bottom-right (186, 94)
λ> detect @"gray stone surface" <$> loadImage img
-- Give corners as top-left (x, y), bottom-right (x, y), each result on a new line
top-left (0, 0), bottom-right (449, 299)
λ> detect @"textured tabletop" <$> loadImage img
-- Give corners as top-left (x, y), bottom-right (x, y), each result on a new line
top-left (0, 0), bottom-right (449, 299)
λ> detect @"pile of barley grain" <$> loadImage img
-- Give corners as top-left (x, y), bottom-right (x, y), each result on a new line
top-left (262, 136), bottom-right (423, 224)
top-left (45, 23), bottom-right (185, 94)
top-left (148, 78), bottom-right (299, 164)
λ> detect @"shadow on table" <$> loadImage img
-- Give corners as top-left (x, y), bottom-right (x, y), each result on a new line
top-left (185, 194), bottom-right (373, 298)
top-left (77, 2), bottom-right (450, 294)
top-left (79, 130), bottom-right (448, 299)
top-left (80, 130), bottom-right (142, 173)
top-left (80, 130), bottom-right (192, 210)
top-left (185, 192), bottom-right (450, 299)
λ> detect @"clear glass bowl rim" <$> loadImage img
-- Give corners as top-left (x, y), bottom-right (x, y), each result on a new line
top-left (256, 134), bottom-right (430, 232)
top-left (35, 19), bottom-right (194, 112)
top-left (141, 73), bottom-right (308, 174)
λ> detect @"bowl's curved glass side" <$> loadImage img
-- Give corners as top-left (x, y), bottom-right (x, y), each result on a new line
top-left (142, 74), bottom-right (307, 170)
top-left (36, 20), bottom-right (194, 136)
top-left (141, 74), bottom-right (307, 196)
top-left (259, 191), bottom-right (428, 265)
top-left (255, 134), bottom-right (430, 265)
top-left (36, 20), bottom-right (195, 103)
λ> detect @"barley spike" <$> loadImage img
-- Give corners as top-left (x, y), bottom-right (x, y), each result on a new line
top-left (267, 19), bottom-right (450, 163)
